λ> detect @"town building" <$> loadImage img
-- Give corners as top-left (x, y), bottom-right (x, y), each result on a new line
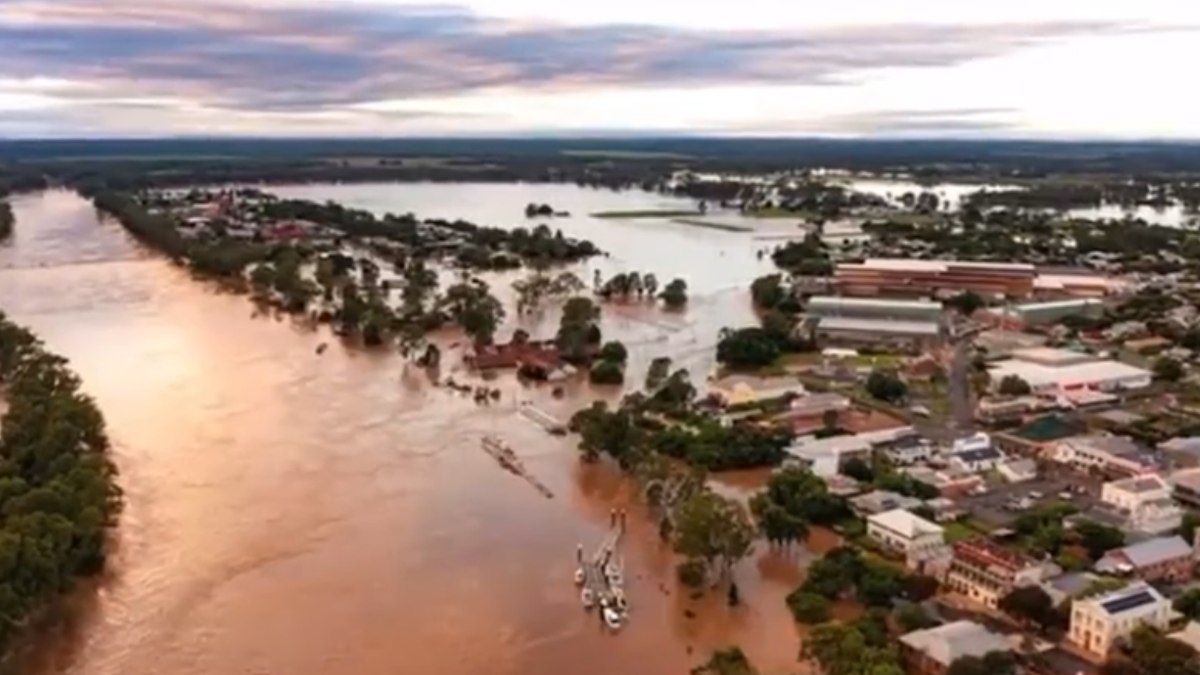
top-left (1161, 438), bottom-right (1200, 469)
top-left (1068, 582), bottom-right (1171, 656)
top-left (805, 296), bottom-right (943, 342)
top-left (944, 538), bottom-right (1057, 609)
top-left (997, 458), bottom-right (1039, 483)
top-left (988, 348), bottom-right (1152, 394)
top-left (1094, 536), bottom-right (1194, 582)
top-left (1053, 434), bottom-right (1158, 478)
top-left (866, 508), bottom-right (945, 556)
top-left (882, 436), bottom-right (937, 465)
top-left (1099, 474), bottom-right (1183, 535)
top-left (849, 490), bottom-right (923, 517)
top-left (899, 621), bottom-right (1013, 675)
top-left (1168, 467), bottom-right (1200, 508)
top-left (1007, 298), bottom-right (1105, 327)
top-left (835, 258), bottom-right (1037, 299)
top-left (709, 374), bottom-right (805, 406)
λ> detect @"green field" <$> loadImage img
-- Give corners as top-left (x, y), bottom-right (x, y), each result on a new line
top-left (669, 218), bottom-right (753, 232)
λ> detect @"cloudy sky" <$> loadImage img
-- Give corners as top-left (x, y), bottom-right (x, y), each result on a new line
top-left (2, 0), bottom-right (1198, 138)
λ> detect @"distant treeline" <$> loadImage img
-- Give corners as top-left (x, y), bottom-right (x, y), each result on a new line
top-left (7, 137), bottom-right (1200, 174)
top-left (0, 314), bottom-right (122, 653)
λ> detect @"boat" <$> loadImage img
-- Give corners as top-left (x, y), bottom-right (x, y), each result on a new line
top-left (581, 588), bottom-right (595, 609)
top-left (602, 607), bottom-right (622, 629)
top-left (574, 568), bottom-right (585, 586)
top-left (612, 588), bottom-right (627, 611)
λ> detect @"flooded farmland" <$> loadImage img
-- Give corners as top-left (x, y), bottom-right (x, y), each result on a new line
top-left (0, 186), bottom-right (810, 675)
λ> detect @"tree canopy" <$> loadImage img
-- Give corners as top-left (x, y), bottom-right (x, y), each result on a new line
top-left (0, 313), bottom-right (122, 652)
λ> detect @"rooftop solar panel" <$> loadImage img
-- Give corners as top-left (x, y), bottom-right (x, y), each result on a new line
top-left (1100, 591), bottom-right (1157, 615)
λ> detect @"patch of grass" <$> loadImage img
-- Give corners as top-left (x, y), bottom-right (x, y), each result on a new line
top-left (742, 207), bottom-right (817, 219)
top-left (591, 209), bottom-right (703, 219)
top-left (942, 520), bottom-right (983, 543)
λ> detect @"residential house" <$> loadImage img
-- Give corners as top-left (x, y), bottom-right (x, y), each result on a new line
top-left (951, 447), bottom-right (1004, 473)
top-left (883, 436), bottom-right (937, 465)
top-left (1040, 571), bottom-right (1103, 606)
top-left (899, 621), bottom-right (1012, 675)
top-left (901, 465), bottom-right (983, 497)
top-left (1160, 437), bottom-right (1200, 468)
top-left (850, 490), bottom-right (923, 517)
top-left (866, 508), bottom-right (945, 556)
top-left (944, 538), bottom-right (1057, 609)
top-left (1054, 434), bottom-right (1159, 479)
top-left (1168, 467), bottom-right (1200, 508)
top-left (1069, 582), bottom-right (1171, 656)
top-left (1094, 536), bottom-right (1194, 583)
top-left (1099, 474), bottom-right (1184, 535)
top-left (709, 374), bottom-right (805, 406)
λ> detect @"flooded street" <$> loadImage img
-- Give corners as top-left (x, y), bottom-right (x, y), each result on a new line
top-left (1, 187), bottom-right (803, 675)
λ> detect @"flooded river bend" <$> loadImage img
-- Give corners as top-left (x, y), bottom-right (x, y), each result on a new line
top-left (0, 186), bottom-right (809, 675)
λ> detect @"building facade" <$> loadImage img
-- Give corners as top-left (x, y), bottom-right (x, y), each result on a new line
top-left (1094, 536), bottom-right (1194, 583)
top-left (866, 508), bottom-right (945, 556)
top-left (944, 538), bottom-right (1055, 609)
top-left (835, 259), bottom-right (1037, 299)
top-left (1054, 435), bottom-right (1158, 479)
top-left (1100, 474), bottom-right (1183, 534)
top-left (1069, 583), bottom-right (1171, 656)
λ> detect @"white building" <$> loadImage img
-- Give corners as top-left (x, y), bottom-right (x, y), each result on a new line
top-left (1054, 435), bottom-right (1158, 478)
top-left (867, 508), bottom-right (945, 556)
top-left (989, 348), bottom-right (1152, 394)
top-left (1069, 582), bottom-right (1171, 656)
top-left (1100, 474), bottom-right (1184, 535)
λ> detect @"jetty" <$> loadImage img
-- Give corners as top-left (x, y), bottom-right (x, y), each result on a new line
top-left (575, 512), bottom-right (629, 629)
top-left (480, 435), bottom-right (554, 499)
top-left (518, 402), bottom-right (568, 435)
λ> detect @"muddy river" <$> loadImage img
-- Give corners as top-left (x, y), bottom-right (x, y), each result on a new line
top-left (0, 186), bottom-right (817, 675)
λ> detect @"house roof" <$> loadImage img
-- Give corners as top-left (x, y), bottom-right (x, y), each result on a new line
top-left (1107, 473), bottom-right (1170, 494)
top-left (900, 621), bottom-right (1011, 666)
top-left (1083, 582), bottom-right (1167, 617)
top-left (1096, 536), bottom-right (1191, 572)
top-left (956, 447), bottom-right (1001, 464)
top-left (868, 508), bottom-right (943, 539)
top-left (850, 490), bottom-right (922, 515)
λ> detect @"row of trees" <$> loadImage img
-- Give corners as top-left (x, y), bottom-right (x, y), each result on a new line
top-left (786, 546), bottom-right (937, 623)
top-left (716, 311), bottom-right (817, 370)
top-left (0, 313), bottom-right (122, 652)
top-left (0, 201), bottom-right (12, 241)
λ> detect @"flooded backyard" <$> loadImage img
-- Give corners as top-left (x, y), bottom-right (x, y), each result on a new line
top-left (0, 186), bottom-right (806, 675)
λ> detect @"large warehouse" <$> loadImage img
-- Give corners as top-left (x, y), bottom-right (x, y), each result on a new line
top-left (988, 348), bottom-right (1151, 393)
top-left (834, 258), bottom-right (1037, 299)
top-left (806, 296), bottom-right (943, 341)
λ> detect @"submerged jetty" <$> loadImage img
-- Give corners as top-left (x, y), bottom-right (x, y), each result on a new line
top-left (480, 435), bottom-right (555, 499)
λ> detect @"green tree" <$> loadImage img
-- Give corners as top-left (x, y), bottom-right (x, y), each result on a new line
top-left (645, 356), bottom-right (673, 391)
top-left (1128, 625), bottom-right (1200, 675)
top-left (661, 278), bottom-right (689, 309)
top-left (692, 647), bottom-right (759, 675)
top-left (750, 274), bottom-right (787, 310)
top-left (716, 327), bottom-right (781, 369)
top-left (673, 489), bottom-right (755, 584)
top-left (787, 590), bottom-right (831, 624)
top-left (947, 652), bottom-right (1017, 675)
top-left (997, 374), bottom-right (1032, 397)
top-left (802, 621), bottom-right (905, 675)
top-left (1181, 511), bottom-right (1200, 545)
top-left (865, 369), bottom-right (908, 404)
top-left (441, 279), bottom-right (505, 345)
top-left (841, 457), bottom-right (874, 483)
top-left (1174, 589), bottom-right (1200, 621)
top-left (557, 296), bottom-right (602, 363)
top-left (1074, 520), bottom-right (1125, 559)
top-left (589, 359), bottom-right (625, 385)
top-left (998, 585), bottom-right (1056, 631)
top-left (599, 341), bottom-right (629, 364)
top-left (946, 291), bottom-right (985, 317)
top-left (895, 603), bottom-right (939, 632)
top-left (1154, 356), bottom-right (1185, 382)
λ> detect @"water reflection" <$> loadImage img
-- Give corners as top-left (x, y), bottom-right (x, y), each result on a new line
top-left (1, 188), bottom-right (802, 675)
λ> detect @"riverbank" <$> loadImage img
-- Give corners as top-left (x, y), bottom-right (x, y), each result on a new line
top-left (0, 312), bottom-right (121, 661)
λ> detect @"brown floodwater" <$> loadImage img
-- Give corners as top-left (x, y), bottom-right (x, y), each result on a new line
top-left (0, 188), bottom-right (809, 675)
